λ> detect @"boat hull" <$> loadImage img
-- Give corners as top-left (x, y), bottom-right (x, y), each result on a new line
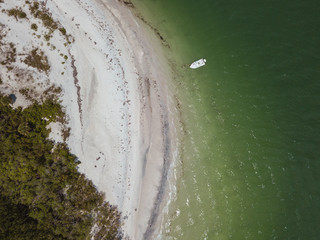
top-left (190, 58), bottom-right (206, 69)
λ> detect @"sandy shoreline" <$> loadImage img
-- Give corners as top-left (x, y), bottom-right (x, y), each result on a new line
top-left (0, 0), bottom-right (176, 238)
top-left (48, 0), bottom-right (176, 239)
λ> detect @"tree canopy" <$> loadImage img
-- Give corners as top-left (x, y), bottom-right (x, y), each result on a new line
top-left (0, 94), bottom-right (122, 240)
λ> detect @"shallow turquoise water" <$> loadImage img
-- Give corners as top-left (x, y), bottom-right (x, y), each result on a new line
top-left (132, 0), bottom-right (320, 239)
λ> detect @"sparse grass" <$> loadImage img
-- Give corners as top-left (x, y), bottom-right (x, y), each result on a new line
top-left (41, 85), bottom-right (63, 102)
top-left (0, 42), bottom-right (16, 65)
top-left (26, 1), bottom-right (73, 45)
top-left (24, 49), bottom-right (50, 73)
top-left (33, 9), bottom-right (58, 30)
top-left (44, 34), bottom-right (51, 41)
top-left (62, 127), bottom-right (71, 141)
top-left (19, 87), bottom-right (34, 101)
top-left (19, 88), bottom-right (29, 95)
top-left (43, 85), bottom-right (62, 95)
top-left (0, 28), bottom-right (5, 40)
top-left (20, 84), bottom-right (62, 104)
top-left (28, 2), bottom-right (58, 31)
top-left (7, 8), bottom-right (27, 19)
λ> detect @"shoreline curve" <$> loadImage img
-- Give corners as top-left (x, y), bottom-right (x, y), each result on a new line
top-left (47, 0), bottom-right (178, 239)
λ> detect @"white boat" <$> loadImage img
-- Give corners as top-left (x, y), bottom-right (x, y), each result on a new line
top-left (190, 58), bottom-right (206, 69)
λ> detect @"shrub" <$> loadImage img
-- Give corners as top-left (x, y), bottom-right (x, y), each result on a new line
top-left (44, 34), bottom-right (51, 41)
top-left (29, 1), bottom-right (39, 14)
top-left (31, 23), bottom-right (38, 31)
top-left (59, 27), bottom-right (66, 35)
top-left (7, 8), bottom-right (27, 19)
top-left (34, 10), bottom-right (58, 30)
top-left (0, 42), bottom-right (16, 65)
top-left (24, 48), bottom-right (50, 73)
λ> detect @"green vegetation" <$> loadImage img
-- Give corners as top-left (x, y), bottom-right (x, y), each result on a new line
top-left (1, 2), bottom-right (122, 237)
top-left (7, 8), bottom-right (27, 19)
top-left (28, 2), bottom-right (57, 31)
top-left (31, 23), bottom-right (38, 31)
top-left (19, 88), bottom-right (33, 101)
top-left (27, 1), bottom-right (73, 43)
top-left (44, 34), bottom-right (51, 41)
top-left (36, 11), bottom-right (58, 30)
top-left (28, 1), bottom-right (39, 15)
top-left (59, 27), bottom-right (67, 36)
top-left (0, 94), bottom-right (123, 239)
top-left (24, 48), bottom-right (50, 73)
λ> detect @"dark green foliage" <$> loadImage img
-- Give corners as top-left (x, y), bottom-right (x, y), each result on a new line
top-left (93, 203), bottom-right (123, 239)
top-left (0, 194), bottom-right (49, 240)
top-left (0, 94), bottom-right (123, 239)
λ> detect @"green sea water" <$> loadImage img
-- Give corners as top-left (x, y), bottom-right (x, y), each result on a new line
top-left (132, 0), bottom-right (320, 239)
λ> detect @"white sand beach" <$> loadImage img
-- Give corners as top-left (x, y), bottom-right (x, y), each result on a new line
top-left (0, 0), bottom-right (177, 239)
top-left (50, 0), bottom-right (177, 238)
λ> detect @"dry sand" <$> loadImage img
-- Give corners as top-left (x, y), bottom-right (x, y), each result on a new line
top-left (48, 0), bottom-right (177, 239)
top-left (0, 0), bottom-right (177, 238)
